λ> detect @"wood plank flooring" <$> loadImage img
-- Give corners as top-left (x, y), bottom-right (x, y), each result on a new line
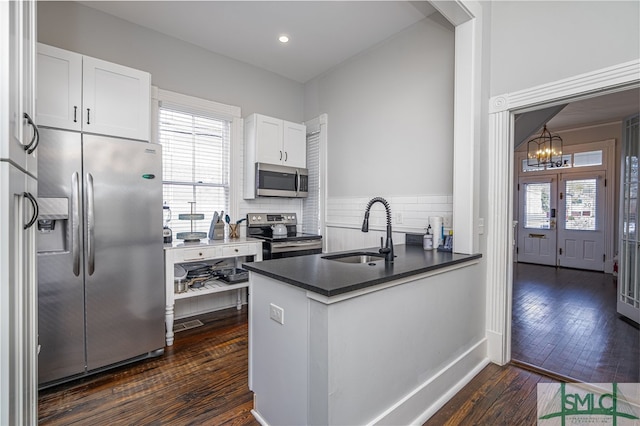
top-left (38, 307), bottom-right (259, 426)
top-left (512, 263), bottom-right (640, 383)
top-left (41, 266), bottom-right (636, 426)
top-left (423, 363), bottom-right (557, 426)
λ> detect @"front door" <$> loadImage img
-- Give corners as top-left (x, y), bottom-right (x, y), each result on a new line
top-left (517, 177), bottom-right (557, 266)
top-left (557, 173), bottom-right (605, 271)
top-left (517, 173), bottom-right (606, 271)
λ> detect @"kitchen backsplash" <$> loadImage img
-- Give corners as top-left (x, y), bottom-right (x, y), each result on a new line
top-left (326, 195), bottom-right (453, 233)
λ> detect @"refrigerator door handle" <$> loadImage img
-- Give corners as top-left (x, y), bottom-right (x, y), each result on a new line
top-left (86, 173), bottom-right (95, 276)
top-left (72, 172), bottom-right (81, 276)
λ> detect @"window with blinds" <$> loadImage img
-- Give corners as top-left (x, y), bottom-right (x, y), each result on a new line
top-left (564, 178), bottom-right (597, 231)
top-left (158, 106), bottom-right (230, 236)
top-left (524, 182), bottom-right (551, 229)
top-left (302, 130), bottom-right (320, 235)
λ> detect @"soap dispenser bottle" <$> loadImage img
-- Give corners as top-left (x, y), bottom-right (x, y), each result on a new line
top-left (423, 225), bottom-right (434, 250)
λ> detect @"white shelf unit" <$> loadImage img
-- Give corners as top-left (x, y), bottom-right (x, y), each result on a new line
top-left (163, 238), bottom-right (262, 346)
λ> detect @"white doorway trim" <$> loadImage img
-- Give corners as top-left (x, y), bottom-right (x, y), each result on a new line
top-left (486, 59), bottom-right (640, 365)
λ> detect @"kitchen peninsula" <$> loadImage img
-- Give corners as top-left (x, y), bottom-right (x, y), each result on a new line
top-left (244, 245), bottom-right (484, 425)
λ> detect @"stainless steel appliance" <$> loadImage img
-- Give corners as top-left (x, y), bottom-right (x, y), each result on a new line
top-left (247, 213), bottom-right (322, 259)
top-left (255, 163), bottom-right (308, 198)
top-left (36, 128), bottom-right (165, 387)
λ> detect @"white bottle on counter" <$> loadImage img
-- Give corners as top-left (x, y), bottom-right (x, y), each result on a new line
top-left (423, 225), bottom-right (434, 250)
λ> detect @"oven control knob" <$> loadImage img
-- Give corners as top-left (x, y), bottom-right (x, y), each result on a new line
top-left (251, 216), bottom-right (257, 221)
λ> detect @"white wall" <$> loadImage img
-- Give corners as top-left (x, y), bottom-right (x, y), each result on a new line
top-left (304, 16), bottom-right (455, 198)
top-left (37, 1), bottom-right (305, 122)
top-left (489, 1), bottom-right (640, 96)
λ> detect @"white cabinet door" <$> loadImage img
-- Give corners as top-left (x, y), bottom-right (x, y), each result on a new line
top-left (82, 56), bottom-right (150, 141)
top-left (22, 0), bottom-right (37, 177)
top-left (283, 121), bottom-right (306, 168)
top-left (3, 0), bottom-right (38, 173)
top-left (0, 164), bottom-right (38, 426)
top-left (36, 43), bottom-right (82, 132)
top-left (254, 114), bottom-right (284, 165)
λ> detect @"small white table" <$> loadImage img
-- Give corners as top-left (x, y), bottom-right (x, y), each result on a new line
top-left (163, 238), bottom-right (262, 346)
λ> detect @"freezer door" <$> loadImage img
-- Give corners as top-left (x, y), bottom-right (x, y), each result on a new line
top-left (82, 135), bottom-right (164, 371)
top-left (37, 128), bottom-right (86, 384)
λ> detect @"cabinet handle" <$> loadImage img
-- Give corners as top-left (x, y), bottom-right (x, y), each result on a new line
top-left (23, 192), bottom-right (38, 230)
top-left (73, 106), bottom-right (77, 123)
top-left (87, 108), bottom-right (91, 125)
top-left (284, 151), bottom-right (288, 162)
top-left (23, 112), bottom-right (39, 154)
top-left (279, 150), bottom-right (283, 161)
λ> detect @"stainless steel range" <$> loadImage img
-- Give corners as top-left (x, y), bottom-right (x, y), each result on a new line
top-left (247, 213), bottom-right (322, 260)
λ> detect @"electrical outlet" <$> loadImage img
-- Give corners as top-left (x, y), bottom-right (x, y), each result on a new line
top-left (443, 214), bottom-right (452, 227)
top-left (269, 303), bottom-right (284, 325)
top-left (395, 212), bottom-right (403, 224)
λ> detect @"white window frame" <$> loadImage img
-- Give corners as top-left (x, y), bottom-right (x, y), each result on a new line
top-left (151, 87), bottom-right (243, 231)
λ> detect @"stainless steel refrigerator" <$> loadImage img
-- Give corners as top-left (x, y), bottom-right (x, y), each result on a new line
top-left (37, 128), bottom-right (165, 386)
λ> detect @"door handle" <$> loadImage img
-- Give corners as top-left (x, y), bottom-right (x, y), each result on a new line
top-left (86, 173), bottom-right (95, 276)
top-left (86, 108), bottom-right (91, 125)
top-left (72, 172), bottom-right (81, 276)
top-left (23, 192), bottom-right (38, 230)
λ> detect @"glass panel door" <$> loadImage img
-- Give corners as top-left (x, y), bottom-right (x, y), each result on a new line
top-left (517, 178), bottom-right (557, 266)
top-left (557, 174), bottom-right (605, 271)
top-left (618, 114), bottom-right (639, 323)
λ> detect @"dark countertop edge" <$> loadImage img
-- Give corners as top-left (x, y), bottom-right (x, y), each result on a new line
top-left (244, 252), bottom-right (482, 298)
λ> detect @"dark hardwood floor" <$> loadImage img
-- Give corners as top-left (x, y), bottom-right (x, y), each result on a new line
top-left (512, 262), bottom-right (640, 383)
top-left (39, 307), bottom-right (555, 426)
top-left (423, 363), bottom-right (557, 426)
top-left (38, 307), bottom-right (259, 426)
top-left (41, 271), bottom-right (636, 426)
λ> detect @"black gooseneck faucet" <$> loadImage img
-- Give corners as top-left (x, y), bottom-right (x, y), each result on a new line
top-left (361, 197), bottom-right (394, 263)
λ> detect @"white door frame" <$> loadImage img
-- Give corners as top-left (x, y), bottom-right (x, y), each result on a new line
top-left (486, 59), bottom-right (640, 365)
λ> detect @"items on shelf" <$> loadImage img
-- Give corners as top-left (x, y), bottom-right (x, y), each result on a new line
top-left (174, 261), bottom-right (249, 293)
top-left (176, 201), bottom-right (207, 242)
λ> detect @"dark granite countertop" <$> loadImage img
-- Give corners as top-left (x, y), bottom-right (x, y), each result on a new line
top-left (242, 244), bottom-right (482, 297)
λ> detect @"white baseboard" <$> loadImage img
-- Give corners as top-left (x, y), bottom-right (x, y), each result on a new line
top-left (251, 408), bottom-right (269, 426)
top-left (368, 338), bottom-right (489, 425)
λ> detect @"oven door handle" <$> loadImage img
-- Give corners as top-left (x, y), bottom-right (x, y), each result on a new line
top-left (270, 240), bottom-right (322, 253)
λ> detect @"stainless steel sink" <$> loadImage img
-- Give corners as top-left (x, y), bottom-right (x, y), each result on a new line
top-left (322, 252), bottom-right (385, 264)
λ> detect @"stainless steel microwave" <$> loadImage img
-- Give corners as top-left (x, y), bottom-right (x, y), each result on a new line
top-left (255, 162), bottom-right (308, 198)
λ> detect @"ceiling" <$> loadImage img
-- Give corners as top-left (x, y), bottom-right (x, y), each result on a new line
top-left (77, 1), bottom-right (438, 84)
top-left (77, 1), bottom-right (638, 129)
top-left (546, 88), bottom-right (640, 130)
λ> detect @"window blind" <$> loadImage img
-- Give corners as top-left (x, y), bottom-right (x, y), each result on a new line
top-left (302, 130), bottom-right (320, 235)
top-left (158, 106), bottom-right (230, 237)
top-left (524, 182), bottom-right (551, 229)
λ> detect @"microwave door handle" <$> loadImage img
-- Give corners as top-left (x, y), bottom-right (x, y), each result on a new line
top-left (295, 170), bottom-right (299, 194)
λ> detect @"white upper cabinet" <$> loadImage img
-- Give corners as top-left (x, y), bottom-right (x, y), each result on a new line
top-left (2, 0), bottom-right (38, 176)
top-left (246, 113), bottom-right (306, 168)
top-left (36, 43), bottom-right (151, 141)
top-left (36, 44), bottom-right (82, 132)
top-left (282, 121), bottom-right (306, 168)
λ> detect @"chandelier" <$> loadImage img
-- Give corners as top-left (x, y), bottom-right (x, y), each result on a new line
top-left (527, 125), bottom-right (563, 168)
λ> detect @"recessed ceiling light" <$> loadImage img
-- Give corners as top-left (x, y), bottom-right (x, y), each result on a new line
top-left (278, 35), bottom-right (289, 44)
